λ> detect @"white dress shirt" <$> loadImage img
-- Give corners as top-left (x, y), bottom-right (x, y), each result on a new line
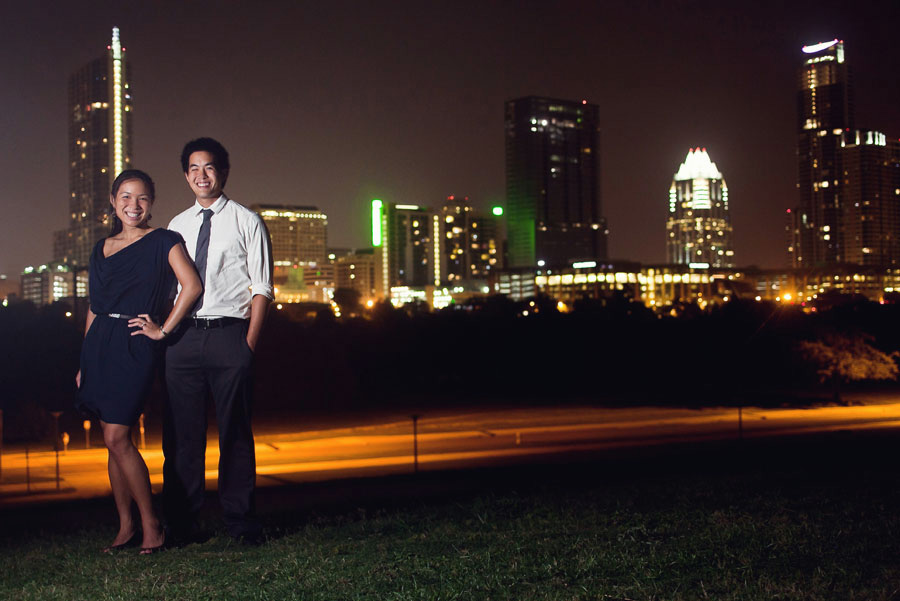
top-left (168, 194), bottom-right (273, 319)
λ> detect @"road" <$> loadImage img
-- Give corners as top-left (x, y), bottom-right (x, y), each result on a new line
top-left (3, 401), bottom-right (900, 506)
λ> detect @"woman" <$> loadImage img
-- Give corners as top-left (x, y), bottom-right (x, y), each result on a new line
top-left (76, 169), bottom-right (201, 554)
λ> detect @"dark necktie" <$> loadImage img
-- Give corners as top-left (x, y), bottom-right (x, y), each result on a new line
top-left (193, 209), bottom-right (213, 313)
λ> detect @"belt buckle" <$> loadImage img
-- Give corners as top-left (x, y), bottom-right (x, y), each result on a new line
top-left (109, 313), bottom-right (122, 319)
top-left (194, 317), bottom-right (219, 330)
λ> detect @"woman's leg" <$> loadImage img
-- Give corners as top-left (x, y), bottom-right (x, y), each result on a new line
top-left (106, 451), bottom-right (137, 547)
top-left (101, 421), bottom-right (164, 549)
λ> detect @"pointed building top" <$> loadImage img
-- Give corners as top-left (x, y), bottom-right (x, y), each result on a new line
top-left (674, 148), bottom-right (722, 181)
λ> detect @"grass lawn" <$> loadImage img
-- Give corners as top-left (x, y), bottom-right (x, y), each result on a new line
top-left (2, 432), bottom-right (900, 600)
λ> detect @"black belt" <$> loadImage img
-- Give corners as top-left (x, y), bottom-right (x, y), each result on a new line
top-left (189, 317), bottom-right (246, 329)
top-left (104, 313), bottom-right (161, 322)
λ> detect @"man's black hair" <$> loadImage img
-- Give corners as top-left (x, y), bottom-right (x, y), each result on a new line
top-left (180, 137), bottom-right (230, 174)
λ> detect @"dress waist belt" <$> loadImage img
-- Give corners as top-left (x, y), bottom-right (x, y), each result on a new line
top-left (103, 313), bottom-right (162, 323)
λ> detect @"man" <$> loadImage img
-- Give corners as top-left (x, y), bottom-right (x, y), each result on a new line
top-left (163, 137), bottom-right (273, 545)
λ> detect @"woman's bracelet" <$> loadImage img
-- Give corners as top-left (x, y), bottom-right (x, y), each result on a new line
top-left (160, 326), bottom-right (169, 338)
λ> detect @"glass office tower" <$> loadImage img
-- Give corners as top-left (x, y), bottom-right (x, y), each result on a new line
top-left (505, 96), bottom-right (607, 268)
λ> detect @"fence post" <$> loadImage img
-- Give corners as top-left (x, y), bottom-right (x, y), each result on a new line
top-left (411, 414), bottom-right (420, 474)
top-left (25, 445), bottom-right (31, 493)
top-left (51, 411), bottom-right (62, 490)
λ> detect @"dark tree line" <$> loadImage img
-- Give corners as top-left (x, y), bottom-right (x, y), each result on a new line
top-left (252, 294), bottom-right (900, 413)
top-left (0, 301), bottom-right (82, 441)
top-left (2, 293), bottom-right (899, 442)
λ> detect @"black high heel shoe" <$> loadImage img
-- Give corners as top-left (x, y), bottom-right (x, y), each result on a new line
top-left (101, 530), bottom-right (140, 554)
top-left (139, 529), bottom-right (167, 555)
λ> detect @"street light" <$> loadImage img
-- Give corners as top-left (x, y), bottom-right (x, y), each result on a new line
top-left (83, 420), bottom-right (91, 449)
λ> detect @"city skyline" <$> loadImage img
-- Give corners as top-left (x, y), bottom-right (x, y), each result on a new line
top-left (1, 1), bottom-right (899, 276)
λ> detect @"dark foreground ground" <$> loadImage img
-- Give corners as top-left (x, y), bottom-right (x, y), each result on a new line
top-left (2, 429), bottom-right (900, 601)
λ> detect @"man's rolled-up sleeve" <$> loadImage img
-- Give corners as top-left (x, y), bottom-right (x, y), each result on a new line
top-left (247, 215), bottom-right (274, 300)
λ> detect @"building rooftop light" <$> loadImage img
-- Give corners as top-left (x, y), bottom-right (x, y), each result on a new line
top-left (802, 39), bottom-right (839, 54)
top-left (674, 148), bottom-right (723, 181)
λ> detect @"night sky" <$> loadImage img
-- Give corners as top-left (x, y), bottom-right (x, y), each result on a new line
top-left (1, 0), bottom-right (899, 276)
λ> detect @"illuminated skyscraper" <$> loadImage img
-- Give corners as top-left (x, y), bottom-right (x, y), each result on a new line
top-left (371, 200), bottom-right (441, 297)
top-left (666, 148), bottom-right (734, 268)
top-left (252, 204), bottom-right (329, 302)
top-left (253, 205), bottom-right (327, 267)
top-left (53, 27), bottom-right (133, 268)
top-left (840, 132), bottom-right (900, 266)
top-left (789, 39), bottom-right (900, 268)
top-left (505, 96), bottom-right (607, 268)
top-left (789, 39), bottom-right (853, 267)
top-left (440, 195), bottom-right (500, 283)
top-left (335, 249), bottom-right (382, 299)
top-left (21, 263), bottom-right (88, 306)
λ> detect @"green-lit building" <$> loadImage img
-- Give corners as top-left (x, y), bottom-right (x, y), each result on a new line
top-left (371, 200), bottom-right (440, 297)
top-left (504, 96), bottom-right (607, 268)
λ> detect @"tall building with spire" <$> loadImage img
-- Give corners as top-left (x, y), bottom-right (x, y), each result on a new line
top-left (788, 39), bottom-right (900, 268)
top-left (666, 148), bottom-right (734, 267)
top-left (504, 96), bottom-right (607, 268)
top-left (789, 39), bottom-right (852, 267)
top-left (53, 27), bottom-right (133, 268)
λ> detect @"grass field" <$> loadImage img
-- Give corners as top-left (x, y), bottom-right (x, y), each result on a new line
top-left (2, 432), bottom-right (900, 600)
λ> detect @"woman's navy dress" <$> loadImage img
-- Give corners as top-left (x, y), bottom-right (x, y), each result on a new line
top-left (76, 229), bottom-right (182, 426)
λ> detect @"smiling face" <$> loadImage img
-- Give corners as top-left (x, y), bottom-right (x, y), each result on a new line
top-left (110, 178), bottom-right (153, 229)
top-left (185, 151), bottom-right (227, 206)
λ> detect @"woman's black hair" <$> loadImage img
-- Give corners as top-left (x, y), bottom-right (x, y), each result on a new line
top-left (111, 169), bottom-right (155, 199)
top-left (109, 169), bottom-right (155, 235)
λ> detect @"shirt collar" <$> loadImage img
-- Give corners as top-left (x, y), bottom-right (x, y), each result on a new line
top-left (191, 194), bottom-right (229, 217)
